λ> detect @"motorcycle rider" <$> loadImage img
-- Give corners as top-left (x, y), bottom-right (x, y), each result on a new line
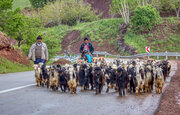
top-left (80, 37), bottom-right (94, 58)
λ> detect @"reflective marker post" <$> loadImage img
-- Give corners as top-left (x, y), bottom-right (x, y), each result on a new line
top-left (146, 46), bottom-right (150, 59)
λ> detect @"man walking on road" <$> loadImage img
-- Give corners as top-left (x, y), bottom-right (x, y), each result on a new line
top-left (28, 35), bottom-right (48, 66)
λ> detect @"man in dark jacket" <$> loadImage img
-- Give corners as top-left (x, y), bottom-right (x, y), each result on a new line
top-left (80, 37), bottom-right (94, 56)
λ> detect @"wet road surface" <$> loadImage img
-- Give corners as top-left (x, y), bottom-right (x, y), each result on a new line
top-left (0, 61), bottom-right (177, 115)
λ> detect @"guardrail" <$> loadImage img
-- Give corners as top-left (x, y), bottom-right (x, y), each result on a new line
top-left (54, 51), bottom-right (180, 62)
top-left (93, 51), bottom-right (180, 60)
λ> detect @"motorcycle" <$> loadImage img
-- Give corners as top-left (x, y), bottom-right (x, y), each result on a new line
top-left (79, 50), bottom-right (93, 63)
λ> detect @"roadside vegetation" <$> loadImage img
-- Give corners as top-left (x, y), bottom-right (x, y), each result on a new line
top-left (0, 58), bottom-right (33, 74)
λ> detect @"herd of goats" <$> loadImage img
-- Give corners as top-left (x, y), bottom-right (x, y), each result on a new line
top-left (33, 57), bottom-right (171, 96)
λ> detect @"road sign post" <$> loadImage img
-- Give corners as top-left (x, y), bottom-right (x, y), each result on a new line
top-left (146, 46), bottom-right (150, 59)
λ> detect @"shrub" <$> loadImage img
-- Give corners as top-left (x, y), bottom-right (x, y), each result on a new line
top-left (131, 4), bottom-right (161, 33)
top-left (29, 0), bottom-right (56, 8)
top-left (39, 0), bottom-right (99, 26)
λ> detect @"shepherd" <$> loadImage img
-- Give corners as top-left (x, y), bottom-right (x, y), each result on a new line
top-left (79, 37), bottom-right (94, 63)
top-left (28, 35), bottom-right (48, 67)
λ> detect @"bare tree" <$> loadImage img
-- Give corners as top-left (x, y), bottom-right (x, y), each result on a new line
top-left (175, 7), bottom-right (180, 17)
top-left (173, 0), bottom-right (180, 17)
top-left (137, 0), bottom-right (149, 6)
top-left (115, 0), bottom-right (130, 25)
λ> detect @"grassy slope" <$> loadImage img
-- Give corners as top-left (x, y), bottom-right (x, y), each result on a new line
top-left (45, 17), bottom-right (180, 56)
top-left (124, 17), bottom-right (180, 54)
top-left (43, 18), bottom-right (123, 55)
top-left (0, 58), bottom-right (33, 74)
top-left (12, 0), bottom-right (31, 10)
top-left (72, 18), bottom-right (123, 44)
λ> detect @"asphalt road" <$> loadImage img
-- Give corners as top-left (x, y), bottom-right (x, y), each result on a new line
top-left (0, 61), bottom-right (177, 115)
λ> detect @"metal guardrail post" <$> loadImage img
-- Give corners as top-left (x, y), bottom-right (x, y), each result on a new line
top-left (157, 55), bottom-right (159, 60)
top-left (165, 51), bottom-right (168, 60)
top-left (176, 52), bottom-right (178, 60)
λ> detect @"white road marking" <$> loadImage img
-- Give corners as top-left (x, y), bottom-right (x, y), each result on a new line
top-left (0, 84), bottom-right (36, 94)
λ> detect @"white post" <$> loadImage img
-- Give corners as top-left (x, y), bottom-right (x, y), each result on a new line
top-left (165, 51), bottom-right (168, 60)
top-left (157, 55), bottom-right (159, 60)
top-left (176, 52), bottom-right (178, 60)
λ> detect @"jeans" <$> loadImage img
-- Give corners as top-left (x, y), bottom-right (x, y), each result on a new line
top-left (34, 58), bottom-right (46, 67)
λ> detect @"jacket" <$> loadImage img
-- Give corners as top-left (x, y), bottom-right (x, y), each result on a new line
top-left (80, 43), bottom-right (94, 54)
top-left (28, 42), bottom-right (48, 61)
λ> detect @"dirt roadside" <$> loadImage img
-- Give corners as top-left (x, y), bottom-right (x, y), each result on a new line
top-left (156, 61), bottom-right (180, 115)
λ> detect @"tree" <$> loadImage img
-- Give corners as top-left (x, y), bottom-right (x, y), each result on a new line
top-left (136, 0), bottom-right (149, 6)
top-left (111, 0), bottom-right (137, 25)
top-left (171, 0), bottom-right (180, 17)
top-left (160, 0), bottom-right (180, 17)
top-left (149, 0), bottom-right (161, 11)
top-left (0, 0), bottom-right (41, 49)
top-left (0, 0), bottom-right (13, 28)
top-left (1, 9), bottom-right (40, 47)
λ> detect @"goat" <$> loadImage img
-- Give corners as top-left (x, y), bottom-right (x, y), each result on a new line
top-left (49, 66), bottom-right (59, 91)
top-left (33, 64), bottom-right (41, 86)
top-left (135, 65), bottom-right (144, 94)
top-left (116, 67), bottom-right (128, 96)
top-left (94, 67), bottom-right (104, 94)
top-left (144, 65), bottom-right (154, 93)
top-left (67, 66), bottom-right (77, 94)
top-left (154, 67), bottom-right (165, 94)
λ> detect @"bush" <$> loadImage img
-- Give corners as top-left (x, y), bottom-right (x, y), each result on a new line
top-left (131, 4), bottom-right (161, 33)
top-left (39, 0), bottom-right (99, 26)
top-left (29, 0), bottom-right (56, 8)
top-left (0, 0), bottom-right (13, 11)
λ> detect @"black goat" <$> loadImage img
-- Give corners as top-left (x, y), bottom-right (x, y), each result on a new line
top-left (94, 67), bottom-right (104, 94)
top-left (116, 67), bottom-right (128, 96)
top-left (106, 69), bottom-right (117, 93)
top-left (58, 69), bottom-right (68, 92)
top-left (127, 67), bottom-right (137, 93)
